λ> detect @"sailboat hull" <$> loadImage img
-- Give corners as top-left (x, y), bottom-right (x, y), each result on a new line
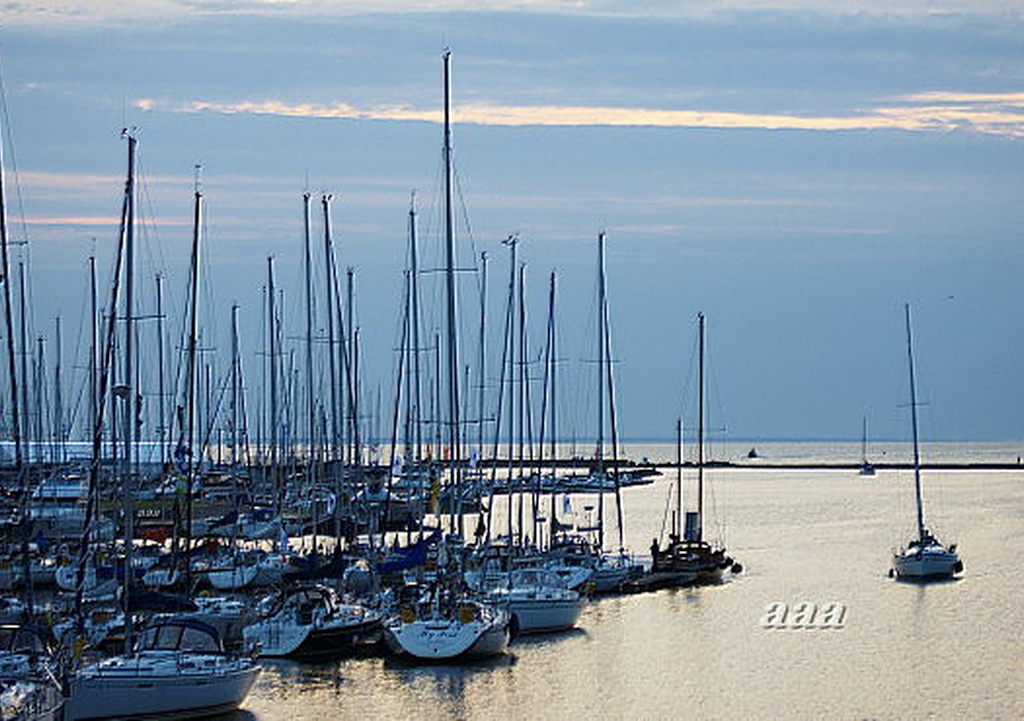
top-left (65, 652), bottom-right (260, 720)
top-left (383, 605), bottom-right (510, 661)
top-left (207, 563), bottom-right (260, 591)
top-left (245, 614), bottom-right (382, 658)
top-left (893, 545), bottom-right (961, 580)
top-left (499, 594), bottom-right (586, 634)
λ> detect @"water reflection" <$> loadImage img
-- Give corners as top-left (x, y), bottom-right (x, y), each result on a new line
top-left (219, 461), bottom-right (1024, 719)
top-left (507, 627), bottom-right (588, 648)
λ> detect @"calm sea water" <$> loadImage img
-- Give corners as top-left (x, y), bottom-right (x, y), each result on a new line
top-left (224, 442), bottom-right (1024, 720)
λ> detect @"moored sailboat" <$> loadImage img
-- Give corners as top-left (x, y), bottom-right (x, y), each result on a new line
top-left (643, 313), bottom-right (740, 589)
top-left (891, 304), bottom-right (962, 581)
top-left (474, 566), bottom-right (585, 635)
top-left (859, 416), bottom-right (876, 476)
top-left (244, 582), bottom-right (382, 658)
top-left (64, 617), bottom-right (260, 720)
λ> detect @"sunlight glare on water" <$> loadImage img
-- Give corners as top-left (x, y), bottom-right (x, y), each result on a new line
top-left (228, 442), bottom-right (1024, 720)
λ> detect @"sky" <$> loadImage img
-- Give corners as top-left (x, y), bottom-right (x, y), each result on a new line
top-left (0, 0), bottom-right (1022, 449)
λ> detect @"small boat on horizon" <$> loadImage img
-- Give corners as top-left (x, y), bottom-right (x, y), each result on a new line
top-left (859, 416), bottom-right (876, 476)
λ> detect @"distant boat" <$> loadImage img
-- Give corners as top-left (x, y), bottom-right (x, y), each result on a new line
top-left (890, 304), bottom-right (962, 581)
top-left (859, 416), bottom-right (876, 476)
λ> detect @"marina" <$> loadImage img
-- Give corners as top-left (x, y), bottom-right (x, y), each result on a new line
top-left (0, 8), bottom-right (1021, 717)
top-left (232, 444), bottom-right (1023, 720)
top-left (2, 441), bottom-right (1023, 718)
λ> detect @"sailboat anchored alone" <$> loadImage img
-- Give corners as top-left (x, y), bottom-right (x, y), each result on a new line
top-left (890, 304), bottom-right (963, 581)
top-left (859, 416), bottom-right (876, 476)
top-left (643, 313), bottom-right (741, 589)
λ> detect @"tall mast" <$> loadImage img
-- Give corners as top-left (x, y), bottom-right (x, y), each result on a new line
top-left (385, 265), bottom-right (410, 536)
top-left (675, 417), bottom-right (682, 540)
top-left (477, 250), bottom-right (487, 463)
top-left (303, 192), bottom-right (315, 460)
top-left (409, 195), bottom-right (423, 460)
top-left (516, 261), bottom-right (527, 545)
top-left (861, 416), bottom-right (868, 464)
top-left (442, 49), bottom-right (462, 532)
top-left (302, 191), bottom-right (321, 552)
top-left (502, 235), bottom-right (517, 544)
top-left (122, 132), bottom-right (137, 646)
top-left (18, 262), bottom-right (28, 462)
top-left (542, 270), bottom-right (557, 547)
top-left (321, 194), bottom-right (339, 460)
top-left (156, 273), bottom-right (166, 462)
top-left (596, 232), bottom-right (606, 550)
top-left (0, 107), bottom-right (21, 469)
top-left (904, 303), bottom-right (926, 541)
top-left (77, 133), bottom-right (131, 632)
top-left (53, 317), bottom-right (63, 463)
top-left (267, 256), bottom-right (279, 509)
top-left (89, 256), bottom-right (97, 461)
top-left (230, 303), bottom-right (240, 469)
top-left (183, 175), bottom-right (202, 591)
top-left (697, 311), bottom-right (705, 542)
top-left (32, 336), bottom-right (41, 463)
top-left (346, 268), bottom-right (358, 465)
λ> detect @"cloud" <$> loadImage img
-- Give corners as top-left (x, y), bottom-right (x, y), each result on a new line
top-left (23, 216), bottom-right (122, 228)
top-left (137, 92), bottom-right (1024, 138)
top-left (4, 0), bottom-right (1018, 29)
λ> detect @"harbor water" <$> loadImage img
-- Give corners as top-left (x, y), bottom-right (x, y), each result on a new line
top-left (225, 441), bottom-right (1024, 719)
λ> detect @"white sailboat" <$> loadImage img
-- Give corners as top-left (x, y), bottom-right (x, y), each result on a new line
top-left (891, 304), bottom-right (963, 581)
top-left (383, 581), bottom-right (510, 661)
top-left (383, 51), bottom-right (511, 664)
top-left (243, 582), bottom-right (382, 658)
top-left (549, 232), bottom-right (645, 591)
top-left (64, 617), bottom-right (260, 720)
top-left (475, 567), bottom-right (585, 635)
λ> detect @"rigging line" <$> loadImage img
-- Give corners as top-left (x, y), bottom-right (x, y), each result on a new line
top-left (452, 161), bottom-right (482, 296)
top-left (134, 151), bottom-right (170, 289)
top-left (198, 204), bottom-right (221, 349)
top-left (704, 331), bottom-right (729, 461)
top-left (0, 54), bottom-right (32, 254)
top-left (675, 313), bottom-right (701, 429)
top-left (63, 258), bottom-right (94, 436)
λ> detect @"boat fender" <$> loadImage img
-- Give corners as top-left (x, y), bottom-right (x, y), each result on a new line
top-left (730, 562), bottom-right (743, 574)
top-left (954, 560), bottom-right (964, 573)
top-left (887, 568), bottom-right (895, 578)
top-left (508, 614), bottom-right (521, 641)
